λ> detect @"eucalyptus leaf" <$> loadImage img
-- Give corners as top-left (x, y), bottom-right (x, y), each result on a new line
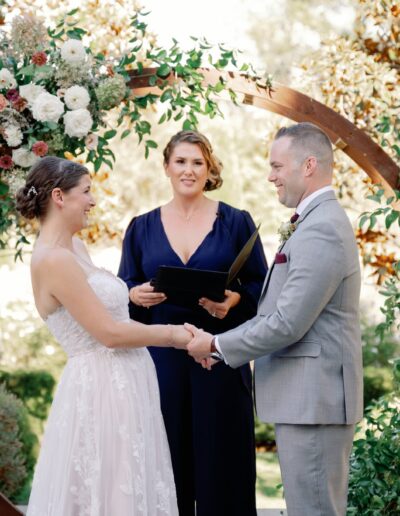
top-left (157, 64), bottom-right (171, 78)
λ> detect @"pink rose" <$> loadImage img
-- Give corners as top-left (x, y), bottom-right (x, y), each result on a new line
top-left (0, 155), bottom-right (13, 169)
top-left (32, 51), bottom-right (48, 66)
top-left (32, 141), bottom-right (49, 157)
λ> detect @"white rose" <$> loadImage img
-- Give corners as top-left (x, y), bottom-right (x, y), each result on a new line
top-left (0, 68), bottom-right (17, 89)
top-left (12, 148), bottom-right (38, 168)
top-left (60, 39), bottom-right (86, 65)
top-left (32, 92), bottom-right (65, 123)
top-left (64, 109), bottom-right (93, 138)
top-left (85, 133), bottom-right (98, 150)
top-left (4, 125), bottom-right (23, 147)
top-left (64, 85), bottom-right (90, 110)
top-left (19, 83), bottom-right (46, 105)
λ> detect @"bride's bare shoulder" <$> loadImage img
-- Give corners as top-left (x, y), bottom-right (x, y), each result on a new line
top-left (31, 246), bottom-right (75, 276)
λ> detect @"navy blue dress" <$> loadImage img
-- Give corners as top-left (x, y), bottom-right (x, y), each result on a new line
top-left (118, 201), bottom-right (267, 516)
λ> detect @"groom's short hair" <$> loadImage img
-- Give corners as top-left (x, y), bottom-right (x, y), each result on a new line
top-left (275, 123), bottom-right (333, 169)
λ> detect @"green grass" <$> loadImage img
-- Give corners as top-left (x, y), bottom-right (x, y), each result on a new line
top-left (256, 451), bottom-right (286, 509)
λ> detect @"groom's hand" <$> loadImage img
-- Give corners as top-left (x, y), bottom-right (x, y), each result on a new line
top-left (184, 323), bottom-right (214, 360)
top-left (199, 356), bottom-right (219, 370)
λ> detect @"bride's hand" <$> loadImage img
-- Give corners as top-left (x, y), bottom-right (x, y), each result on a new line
top-left (170, 325), bottom-right (192, 349)
top-left (129, 282), bottom-right (166, 308)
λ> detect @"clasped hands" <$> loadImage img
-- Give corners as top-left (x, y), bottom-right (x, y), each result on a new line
top-left (130, 284), bottom-right (238, 368)
top-left (171, 323), bottom-right (218, 370)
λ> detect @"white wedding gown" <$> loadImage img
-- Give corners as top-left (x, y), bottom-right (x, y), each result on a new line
top-left (27, 267), bottom-right (178, 516)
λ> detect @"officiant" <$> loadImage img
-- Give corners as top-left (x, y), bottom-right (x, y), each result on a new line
top-left (118, 130), bottom-right (267, 516)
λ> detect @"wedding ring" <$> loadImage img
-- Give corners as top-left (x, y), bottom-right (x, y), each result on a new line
top-left (212, 311), bottom-right (216, 317)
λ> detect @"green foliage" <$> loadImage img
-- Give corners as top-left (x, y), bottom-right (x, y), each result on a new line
top-left (254, 411), bottom-right (276, 448)
top-left (0, 370), bottom-right (55, 503)
top-left (362, 323), bottom-right (399, 368)
top-left (363, 366), bottom-right (393, 408)
top-left (361, 322), bottom-right (399, 408)
top-left (359, 186), bottom-right (400, 339)
top-left (347, 359), bottom-right (400, 515)
top-left (358, 113), bottom-right (400, 340)
top-left (115, 12), bottom-right (268, 153)
top-left (0, 383), bottom-right (37, 501)
top-left (0, 369), bottom-right (55, 421)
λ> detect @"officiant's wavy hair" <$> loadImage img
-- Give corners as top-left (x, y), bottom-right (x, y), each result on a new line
top-left (163, 130), bottom-right (223, 191)
top-left (16, 156), bottom-right (89, 220)
top-left (275, 123), bottom-right (333, 168)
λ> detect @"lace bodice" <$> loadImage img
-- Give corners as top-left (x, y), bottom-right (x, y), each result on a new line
top-left (45, 269), bottom-right (130, 358)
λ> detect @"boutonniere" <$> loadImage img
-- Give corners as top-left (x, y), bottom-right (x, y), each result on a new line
top-left (277, 219), bottom-right (299, 243)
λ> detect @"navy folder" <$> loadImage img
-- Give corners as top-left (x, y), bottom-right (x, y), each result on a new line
top-left (150, 226), bottom-right (260, 307)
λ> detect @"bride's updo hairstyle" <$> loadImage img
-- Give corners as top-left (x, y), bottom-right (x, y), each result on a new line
top-left (16, 156), bottom-right (89, 220)
top-left (163, 130), bottom-right (223, 191)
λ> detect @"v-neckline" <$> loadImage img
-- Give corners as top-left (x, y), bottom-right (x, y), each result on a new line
top-left (158, 202), bottom-right (220, 266)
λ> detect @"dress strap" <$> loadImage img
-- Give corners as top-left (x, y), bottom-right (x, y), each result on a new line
top-left (71, 251), bottom-right (99, 277)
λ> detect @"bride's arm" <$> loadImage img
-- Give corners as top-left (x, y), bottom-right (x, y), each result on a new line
top-left (38, 249), bottom-right (189, 349)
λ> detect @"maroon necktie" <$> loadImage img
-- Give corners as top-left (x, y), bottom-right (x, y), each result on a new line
top-left (290, 212), bottom-right (299, 223)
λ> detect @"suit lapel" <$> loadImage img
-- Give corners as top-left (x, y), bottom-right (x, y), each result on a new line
top-left (258, 191), bottom-right (337, 305)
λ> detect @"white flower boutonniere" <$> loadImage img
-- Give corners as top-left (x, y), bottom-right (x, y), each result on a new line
top-left (278, 219), bottom-right (299, 243)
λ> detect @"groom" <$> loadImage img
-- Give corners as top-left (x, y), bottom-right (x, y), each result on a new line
top-left (186, 122), bottom-right (363, 516)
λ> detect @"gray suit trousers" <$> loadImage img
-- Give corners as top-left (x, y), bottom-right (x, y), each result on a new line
top-left (275, 424), bottom-right (355, 516)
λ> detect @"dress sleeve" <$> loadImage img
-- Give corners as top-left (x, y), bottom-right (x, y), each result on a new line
top-left (117, 217), bottom-right (145, 290)
top-left (117, 217), bottom-right (151, 323)
top-left (229, 210), bottom-right (268, 323)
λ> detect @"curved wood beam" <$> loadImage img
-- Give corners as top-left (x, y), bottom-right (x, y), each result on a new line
top-left (128, 68), bottom-right (400, 194)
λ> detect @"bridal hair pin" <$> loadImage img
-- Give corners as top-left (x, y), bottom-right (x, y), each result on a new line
top-left (27, 185), bottom-right (38, 197)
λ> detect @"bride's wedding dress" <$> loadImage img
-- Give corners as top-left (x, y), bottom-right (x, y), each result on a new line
top-left (27, 266), bottom-right (178, 515)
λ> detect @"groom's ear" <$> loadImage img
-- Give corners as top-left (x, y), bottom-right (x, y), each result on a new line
top-left (304, 156), bottom-right (317, 177)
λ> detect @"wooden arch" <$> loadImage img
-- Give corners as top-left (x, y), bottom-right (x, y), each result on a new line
top-left (129, 68), bottom-right (400, 196)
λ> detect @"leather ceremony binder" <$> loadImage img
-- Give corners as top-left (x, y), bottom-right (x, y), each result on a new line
top-left (150, 226), bottom-right (260, 307)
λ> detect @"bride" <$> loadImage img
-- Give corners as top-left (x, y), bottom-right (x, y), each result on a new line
top-left (16, 156), bottom-right (189, 515)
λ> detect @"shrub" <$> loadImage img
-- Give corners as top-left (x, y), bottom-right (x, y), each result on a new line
top-left (347, 359), bottom-right (400, 515)
top-left (361, 322), bottom-right (399, 408)
top-left (361, 323), bottom-right (399, 368)
top-left (0, 370), bottom-right (54, 503)
top-left (0, 370), bottom-right (55, 422)
top-left (254, 412), bottom-right (276, 449)
top-left (0, 383), bottom-right (36, 500)
top-left (363, 365), bottom-right (393, 408)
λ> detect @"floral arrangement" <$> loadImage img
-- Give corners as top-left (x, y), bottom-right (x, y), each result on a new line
top-left (0, 8), bottom-right (270, 255)
top-left (0, 12), bottom-right (129, 200)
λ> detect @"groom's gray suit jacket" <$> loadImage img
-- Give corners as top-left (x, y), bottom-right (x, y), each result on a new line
top-left (219, 191), bottom-right (363, 425)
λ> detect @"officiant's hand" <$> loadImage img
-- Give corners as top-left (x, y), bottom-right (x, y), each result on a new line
top-left (199, 289), bottom-right (240, 319)
top-left (185, 323), bottom-right (214, 360)
top-left (129, 282), bottom-right (166, 308)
